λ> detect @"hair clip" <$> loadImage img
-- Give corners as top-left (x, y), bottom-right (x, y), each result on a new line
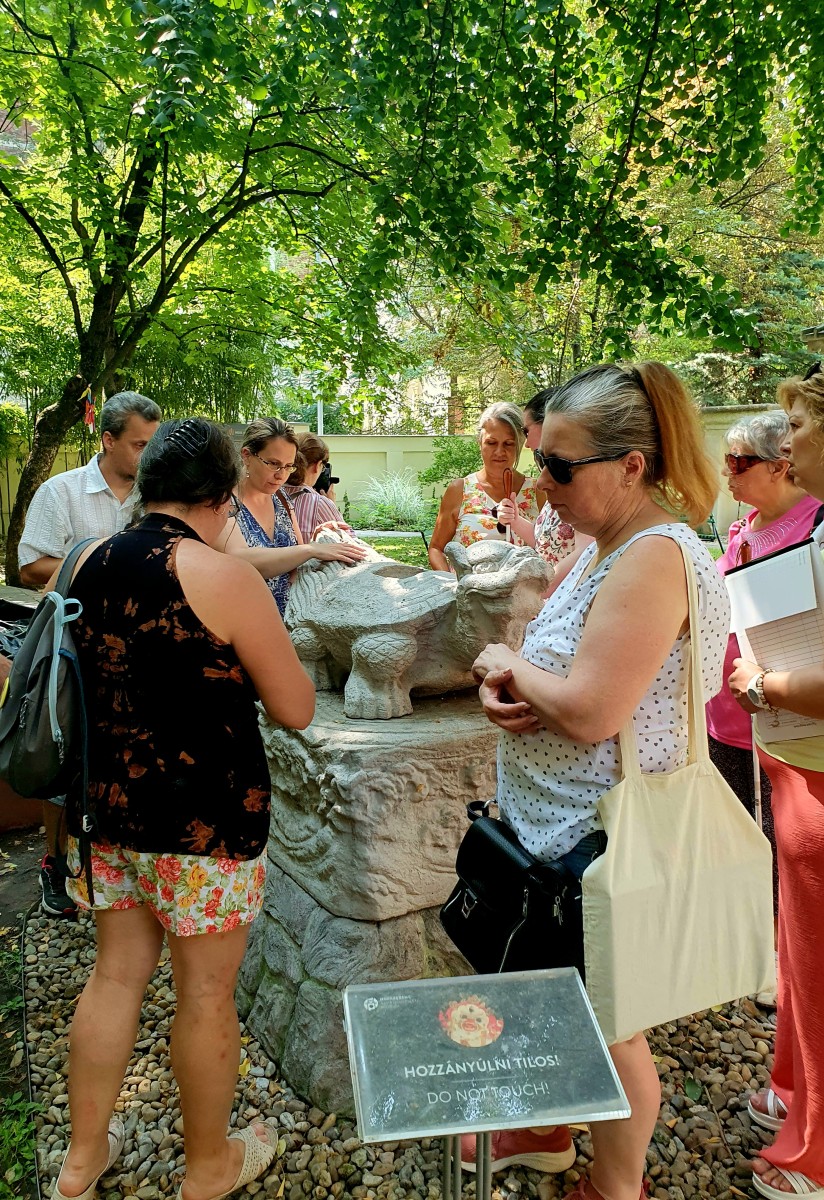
top-left (803, 361), bottom-right (822, 382)
top-left (164, 419), bottom-right (209, 459)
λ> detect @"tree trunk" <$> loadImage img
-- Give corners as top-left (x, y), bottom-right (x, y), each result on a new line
top-left (5, 374), bottom-right (89, 586)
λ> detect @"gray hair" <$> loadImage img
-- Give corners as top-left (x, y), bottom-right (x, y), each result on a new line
top-left (476, 401), bottom-right (526, 458)
top-left (101, 391), bottom-right (161, 439)
top-left (544, 364), bottom-right (658, 470)
top-left (725, 410), bottom-right (790, 461)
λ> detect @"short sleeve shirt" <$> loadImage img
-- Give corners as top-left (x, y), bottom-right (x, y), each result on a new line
top-left (282, 485), bottom-right (348, 542)
top-left (18, 456), bottom-right (138, 567)
top-left (496, 524), bottom-right (730, 862)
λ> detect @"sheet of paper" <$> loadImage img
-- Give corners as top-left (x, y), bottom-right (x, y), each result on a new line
top-left (729, 542), bottom-right (824, 742)
top-left (726, 543), bottom-right (817, 633)
top-left (744, 612), bottom-right (824, 741)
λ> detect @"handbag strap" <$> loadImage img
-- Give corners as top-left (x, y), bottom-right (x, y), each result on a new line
top-left (617, 540), bottom-right (710, 780)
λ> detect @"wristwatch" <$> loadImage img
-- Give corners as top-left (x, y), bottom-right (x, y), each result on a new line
top-left (746, 668), bottom-right (776, 712)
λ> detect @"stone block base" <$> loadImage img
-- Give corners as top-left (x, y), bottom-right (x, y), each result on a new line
top-left (239, 692), bottom-right (491, 1113)
top-left (236, 859), bottom-right (470, 1114)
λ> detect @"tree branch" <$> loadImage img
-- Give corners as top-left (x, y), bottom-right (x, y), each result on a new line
top-left (245, 137), bottom-right (378, 182)
top-left (589, 0), bottom-right (662, 238)
top-left (0, 176), bottom-right (84, 339)
top-left (110, 180), bottom-right (340, 363)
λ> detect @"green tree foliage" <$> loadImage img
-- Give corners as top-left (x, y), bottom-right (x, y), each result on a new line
top-left (1, 0), bottom-right (823, 576)
top-left (418, 435), bottom-right (482, 486)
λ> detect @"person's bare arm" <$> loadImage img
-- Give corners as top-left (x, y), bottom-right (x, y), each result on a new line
top-left (217, 518), bottom-right (365, 573)
top-left (474, 535), bottom-right (689, 743)
top-left (428, 479), bottom-right (464, 570)
top-left (177, 544), bottom-right (315, 728)
top-left (729, 657), bottom-right (824, 719)
top-left (20, 556), bottom-right (62, 588)
top-left (497, 496), bottom-right (536, 546)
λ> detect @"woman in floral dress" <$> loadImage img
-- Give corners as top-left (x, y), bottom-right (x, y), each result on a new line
top-left (428, 401), bottom-right (544, 570)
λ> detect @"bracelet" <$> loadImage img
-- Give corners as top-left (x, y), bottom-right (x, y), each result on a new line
top-left (756, 668), bottom-right (781, 722)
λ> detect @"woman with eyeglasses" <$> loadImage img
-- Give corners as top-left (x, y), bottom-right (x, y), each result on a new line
top-left (220, 419), bottom-right (365, 615)
top-left (469, 363), bottom-right (729, 1200)
top-left (706, 412), bottom-right (818, 932)
top-left (427, 401), bottom-right (544, 571)
top-left (728, 365), bottom-right (824, 1200)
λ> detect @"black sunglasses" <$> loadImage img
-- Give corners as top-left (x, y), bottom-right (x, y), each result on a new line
top-left (533, 447), bottom-right (632, 484)
top-left (803, 361), bottom-right (822, 381)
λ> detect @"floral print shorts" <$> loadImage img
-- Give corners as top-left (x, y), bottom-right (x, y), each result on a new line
top-left (66, 837), bottom-right (266, 937)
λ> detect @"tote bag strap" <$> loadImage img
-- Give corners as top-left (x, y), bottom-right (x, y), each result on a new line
top-left (617, 539), bottom-right (710, 780)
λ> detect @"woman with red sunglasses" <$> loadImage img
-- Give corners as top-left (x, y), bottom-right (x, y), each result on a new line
top-left (706, 412), bottom-right (819, 931)
top-left (728, 367), bottom-right (824, 1200)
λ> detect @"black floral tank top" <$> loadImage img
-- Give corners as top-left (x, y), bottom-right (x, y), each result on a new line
top-left (67, 514), bottom-right (271, 859)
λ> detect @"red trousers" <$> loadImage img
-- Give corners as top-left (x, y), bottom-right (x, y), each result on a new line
top-left (758, 749), bottom-right (824, 1181)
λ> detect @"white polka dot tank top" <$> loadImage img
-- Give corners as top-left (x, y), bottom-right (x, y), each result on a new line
top-left (496, 523), bottom-right (730, 862)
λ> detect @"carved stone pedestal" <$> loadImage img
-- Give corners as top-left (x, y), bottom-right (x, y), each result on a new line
top-left (236, 692), bottom-right (496, 1113)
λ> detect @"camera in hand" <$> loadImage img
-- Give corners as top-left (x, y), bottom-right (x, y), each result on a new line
top-left (314, 462), bottom-right (340, 494)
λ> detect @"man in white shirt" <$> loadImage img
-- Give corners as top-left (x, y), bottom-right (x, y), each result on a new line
top-left (19, 391), bottom-right (161, 586)
top-left (18, 391), bottom-right (161, 916)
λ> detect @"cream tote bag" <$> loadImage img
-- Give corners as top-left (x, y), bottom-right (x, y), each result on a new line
top-left (582, 545), bottom-right (775, 1046)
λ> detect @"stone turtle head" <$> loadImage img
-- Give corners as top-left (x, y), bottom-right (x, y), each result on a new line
top-left (446, 540), bottom-right (549, 649)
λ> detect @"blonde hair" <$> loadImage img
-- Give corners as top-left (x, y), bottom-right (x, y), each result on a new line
top-left (476, 402), bottom-right (526, 459)
top-left (776, 370), bottom-right (824, 434)
top-left (544, 361), bottom-right (718, 527)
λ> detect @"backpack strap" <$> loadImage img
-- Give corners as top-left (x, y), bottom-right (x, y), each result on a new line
top-left (54, 538), bottom-right (97, 596)
top-left (53, 537), bottom-right (96, 904)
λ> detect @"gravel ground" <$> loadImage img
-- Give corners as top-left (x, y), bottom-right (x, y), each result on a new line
top-left (25, 911), bottom-right (777, 1200)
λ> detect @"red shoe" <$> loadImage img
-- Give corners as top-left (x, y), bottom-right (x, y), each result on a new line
top-left (460, 1126), bottom-right (576, 1173)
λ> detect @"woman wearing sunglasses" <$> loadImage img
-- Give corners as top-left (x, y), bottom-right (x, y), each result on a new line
top-left (427, 402), bottom-right (544, 571)
top-left (706, 412), bottom-right (818, 933)
top-left (728, 365), bottom-right (824, 1200)
top-left (470, 363), bottom-right (730, 1200)
top-left (220, 418), bottom-right (365, 615)
top-left (496, 389), bottom-right (593, 572)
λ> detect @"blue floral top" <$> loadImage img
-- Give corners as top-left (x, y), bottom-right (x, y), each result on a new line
top-left (234, 492), bottom-right (297, 616)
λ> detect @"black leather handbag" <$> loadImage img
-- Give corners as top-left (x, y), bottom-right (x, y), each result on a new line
top-left (440, 802), bottom-right (585, 976)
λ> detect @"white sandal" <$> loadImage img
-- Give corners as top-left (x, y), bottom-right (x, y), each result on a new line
top-left (53, 1117), bottom-right (125, 1200)
top-left (753, 1164), bottom-right (824, 1200)
top-left (748, 1088), bottom-right (788, 1132)
top-left (176, 1123), bottom-right (278, 1200)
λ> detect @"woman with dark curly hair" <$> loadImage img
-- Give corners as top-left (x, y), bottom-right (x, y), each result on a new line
top-left (53, 418), bottom-right (315, 1200)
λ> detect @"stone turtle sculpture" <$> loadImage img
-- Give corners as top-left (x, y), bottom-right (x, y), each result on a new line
top-left (285, 536), bottom-right (550, 719)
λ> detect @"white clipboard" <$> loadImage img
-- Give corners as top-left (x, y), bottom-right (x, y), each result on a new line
top-left (725, 538), bottom-right (824, 742)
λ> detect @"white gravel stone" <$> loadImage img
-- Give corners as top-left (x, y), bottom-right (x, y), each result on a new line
top-left (23, 911), bottom-right (778, 1200)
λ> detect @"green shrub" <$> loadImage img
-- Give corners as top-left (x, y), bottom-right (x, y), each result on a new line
top-left (352, 472), bottom-right (435, 531)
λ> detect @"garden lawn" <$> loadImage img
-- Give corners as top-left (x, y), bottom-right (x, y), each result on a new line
top-left (358, 535), bottom-right (431, 569)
